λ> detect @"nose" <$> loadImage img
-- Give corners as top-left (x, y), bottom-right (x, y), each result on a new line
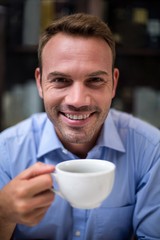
top-left (65, 83), bottom-right (91, 108)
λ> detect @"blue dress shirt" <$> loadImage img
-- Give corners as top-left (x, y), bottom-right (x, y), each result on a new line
top-left (0, 109), bottom-right (160, 240)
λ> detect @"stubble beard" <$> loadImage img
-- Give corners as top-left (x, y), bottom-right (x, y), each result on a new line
top-left (46, 105), bottom-right (108, 145)
top-left (56, 125), bottom-right (98, 144)
top-left (53, 113), bottom-right (107, 145)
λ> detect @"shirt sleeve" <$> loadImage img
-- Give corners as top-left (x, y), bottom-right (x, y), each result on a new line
top-left (133, 140), bottom-right (160, 239)
top-left (0, 134), bottom-right (12, 188)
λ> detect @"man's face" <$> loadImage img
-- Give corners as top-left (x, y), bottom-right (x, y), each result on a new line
top-left (35, 33), bottom-right (119, 147)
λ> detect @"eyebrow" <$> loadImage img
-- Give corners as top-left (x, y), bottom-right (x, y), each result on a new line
top-left (47, 71), bottom-right (71, 80)
top-left (86, 70), bottom-right (109, 77)
top-left (47, 70), bottom-right (109, 80)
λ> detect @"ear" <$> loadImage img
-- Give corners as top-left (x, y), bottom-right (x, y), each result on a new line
top-left (35, 67), bottom-right (43, 99)
top-left (112, 68), bottom-right (119, 99)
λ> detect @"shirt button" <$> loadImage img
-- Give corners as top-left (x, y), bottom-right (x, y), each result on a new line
top-left (75, 230), bottom-right (81, 237)
top-left (62, 148), bottom-right (68, 154)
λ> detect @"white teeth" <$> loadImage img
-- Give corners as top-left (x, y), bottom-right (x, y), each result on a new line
top-left (65, 113), bottom-right (90, 120)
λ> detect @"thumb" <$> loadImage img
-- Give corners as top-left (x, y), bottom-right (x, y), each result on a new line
top-left (18, 162), bottom-right (55, 180)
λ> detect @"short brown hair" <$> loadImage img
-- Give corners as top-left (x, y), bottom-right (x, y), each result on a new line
top-left (38, 13), bottom-right (116, 72)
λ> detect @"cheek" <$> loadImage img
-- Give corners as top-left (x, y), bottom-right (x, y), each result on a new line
top-left (43, 89), bottom-right (63, 108)
top-left (98, 91), bottom-right (113, 106)
top-left (44, 94), bottom-right (57, 107)
top-left (99, 97), bottom-right (113, 116)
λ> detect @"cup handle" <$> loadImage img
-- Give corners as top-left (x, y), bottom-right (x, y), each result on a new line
top-left (51, 173), bottom-right (64, 199)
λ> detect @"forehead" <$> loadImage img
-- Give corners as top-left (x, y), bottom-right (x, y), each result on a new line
top-left (42, 33), bottom-right (113, 70)
top-left (43, 33), bottom-right (111, 56)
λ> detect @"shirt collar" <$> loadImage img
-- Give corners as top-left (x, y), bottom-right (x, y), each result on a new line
top-left (97, 111), bottom-right (125, 152)
top-left (37, 110), bottom-right (125, 158)
top-left (37, 118), bottom-right (63, 158)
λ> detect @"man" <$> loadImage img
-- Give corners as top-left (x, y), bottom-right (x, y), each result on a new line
top-left (0, 13), bottom-right (160, 240)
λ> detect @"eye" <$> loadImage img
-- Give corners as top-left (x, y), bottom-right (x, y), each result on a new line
top-left (86, 77), bottom-right (106, 88)
top-left (50, 77), bottom-right (72, 88)
top-left (53, 77), bottom-right (69, 83)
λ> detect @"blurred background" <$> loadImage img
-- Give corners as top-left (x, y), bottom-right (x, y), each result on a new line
top-left (0, 0), bottom-right (160, 130)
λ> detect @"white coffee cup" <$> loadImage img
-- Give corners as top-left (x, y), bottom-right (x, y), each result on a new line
top-left (52, 159), bottom-right (115, 209)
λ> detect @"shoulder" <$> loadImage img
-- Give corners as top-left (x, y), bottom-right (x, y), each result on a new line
top-left (110, 109), bottom-right (160, 146)
top-left (0, 113), bottom-right (48, 144)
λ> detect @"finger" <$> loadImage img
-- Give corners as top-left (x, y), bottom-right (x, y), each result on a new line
top-left (18, 173), bottom-right (54, 197)
top-left (33, 189), bottom-right (55, 208)
top-left (6, 189), bottom-right (54, 223)
top-left (18, 162), bottom-right (55, 180)
top-left (20, 206), bottom-right (51, 226)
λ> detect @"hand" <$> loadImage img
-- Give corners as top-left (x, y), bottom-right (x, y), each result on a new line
top-left (0, 162), bottom-right (55, 227)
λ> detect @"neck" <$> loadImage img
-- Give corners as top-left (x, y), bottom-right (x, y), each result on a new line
top-left (63, 140), bottom-right (97, 158)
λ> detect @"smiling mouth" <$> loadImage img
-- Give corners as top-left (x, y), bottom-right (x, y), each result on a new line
top-left (62, 113), bottom-right (91, 120)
